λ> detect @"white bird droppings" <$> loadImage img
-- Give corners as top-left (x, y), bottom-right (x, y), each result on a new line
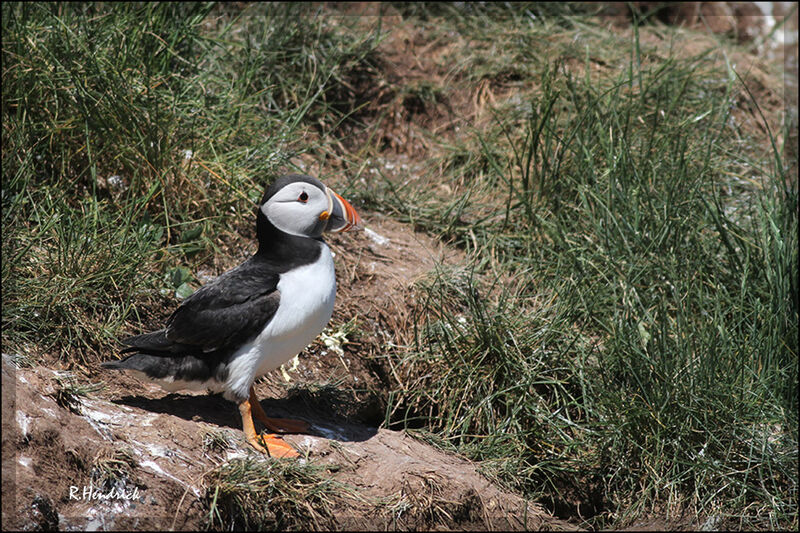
top-left (364, 227), bottom-right (390, 246)
top-left (16, 410), bottom-right (31, 437)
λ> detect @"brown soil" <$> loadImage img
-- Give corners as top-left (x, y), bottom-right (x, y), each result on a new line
top-left (2, 356), bottom-right (576, 531)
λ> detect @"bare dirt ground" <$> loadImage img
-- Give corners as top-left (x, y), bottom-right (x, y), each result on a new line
top-left (2, 359), bottom-right (571, 531)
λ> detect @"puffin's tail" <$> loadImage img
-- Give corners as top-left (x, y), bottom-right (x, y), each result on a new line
top-left (102, 329), bottom-right (224, 383)
top-left (100, 358), bottom-right (131, 370)
top-left (100, 352), bottom-right (181, 380)
top-left (101, 352), bottom-right (224, 383)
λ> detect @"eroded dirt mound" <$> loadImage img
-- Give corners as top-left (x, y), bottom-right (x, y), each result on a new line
top-left (306, 429), bottom-right (566, 530)
top-left (2, 357), bottom-right (571, 531)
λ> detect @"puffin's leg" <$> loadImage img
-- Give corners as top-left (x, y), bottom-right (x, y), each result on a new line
top-left (238, 398), bottom-right (299, 458)
top-left (249, 385), bottom-right (311, 434)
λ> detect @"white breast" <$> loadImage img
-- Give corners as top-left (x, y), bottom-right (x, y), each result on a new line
top-left (223, 242), bottom-right (336, 401)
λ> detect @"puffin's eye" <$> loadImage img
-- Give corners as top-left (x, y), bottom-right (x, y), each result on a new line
top-left (298, 191), bottom-right (309, 203)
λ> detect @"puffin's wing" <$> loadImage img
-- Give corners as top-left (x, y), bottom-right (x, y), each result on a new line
top-left (162, 266), bottom-right (281, 353)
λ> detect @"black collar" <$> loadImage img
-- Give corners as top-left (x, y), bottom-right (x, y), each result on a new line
top-left (254, 208), bottom-right (323, 271)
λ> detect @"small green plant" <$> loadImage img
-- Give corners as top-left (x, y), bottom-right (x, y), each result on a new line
top-left (50, 373), bottom-right (105, 414)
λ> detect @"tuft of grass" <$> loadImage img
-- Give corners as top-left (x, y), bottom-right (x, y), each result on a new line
top-left (375, 470), bottom-right (482, 530)
top-left (91, 448), bottom-right (140, 493)
top-left (50, 372), bottom-right (105, 414)
top-left (203, 457), bottom-right (352, 531)
top-left (202, 430), bottom-right (232, 455)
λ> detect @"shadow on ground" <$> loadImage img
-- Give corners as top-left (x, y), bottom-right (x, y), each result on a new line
top-left (112, 390), bottom-right (379, 443)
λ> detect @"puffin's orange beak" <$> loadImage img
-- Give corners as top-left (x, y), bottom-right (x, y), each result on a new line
top-left (323, 187), bottom-right (362, 233)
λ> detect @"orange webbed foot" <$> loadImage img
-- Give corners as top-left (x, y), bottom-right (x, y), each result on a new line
top-left (239, 397), bottom-right (300, 458)
top-left (257, 433), bottom-right (300, 458)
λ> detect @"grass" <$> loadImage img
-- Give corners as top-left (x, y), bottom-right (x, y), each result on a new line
top-left (371, 5), bottom-right (797, 530)
top-left (2, 2), bottom-right (796, 530)
top-left (50, 372), bottom-right (105, 414)
top-left (202, 429), bottom-right (233, 455)
top-left (90, 448), bottom-right (140, 493)
top-left (203, 458), bottom-right (352, 531)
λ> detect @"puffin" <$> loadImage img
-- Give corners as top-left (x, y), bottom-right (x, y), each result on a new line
top-left (102, 174), bottom-right (361, 458)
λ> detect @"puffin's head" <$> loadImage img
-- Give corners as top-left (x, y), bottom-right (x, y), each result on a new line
top-left (259, 174), bottom-right (362, 238)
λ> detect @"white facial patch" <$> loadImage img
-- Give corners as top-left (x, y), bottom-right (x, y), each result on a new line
top-left (261, 183), bottom-right (328, 237)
